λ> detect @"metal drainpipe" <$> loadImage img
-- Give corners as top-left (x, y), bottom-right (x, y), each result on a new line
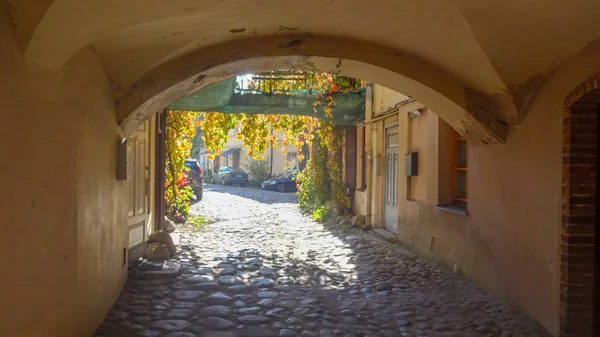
top-left (365, 83), bottom-right (374, 227)
top-left (269, 127), bottom-right (274, 176)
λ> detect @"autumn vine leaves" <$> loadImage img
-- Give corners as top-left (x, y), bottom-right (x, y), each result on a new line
top-left (165, 110), bottom-right (199, 216)
top-left (166, 71), bottom-right (360, 219)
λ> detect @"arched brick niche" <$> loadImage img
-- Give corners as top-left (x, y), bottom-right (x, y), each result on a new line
top-left (561, 75), bottom-right (600, 337)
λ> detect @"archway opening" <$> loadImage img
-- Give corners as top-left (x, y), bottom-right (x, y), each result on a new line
top-left (114, 36), bottom-right (509, 144)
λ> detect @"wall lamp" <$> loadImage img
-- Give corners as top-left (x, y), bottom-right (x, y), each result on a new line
top-left (408, 110), bottom-right (422, 119)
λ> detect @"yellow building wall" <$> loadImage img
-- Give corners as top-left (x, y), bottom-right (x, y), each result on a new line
top-left (0, 13), bottom-right (127, 337)
top-left (218, 127), bottom-right (297, 178)
top-left (356, 84), bottom-right (561, 335)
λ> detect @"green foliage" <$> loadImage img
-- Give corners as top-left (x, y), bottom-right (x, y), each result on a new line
top-left (243, 156), bottom-right (271, 183)
top-left (187, 215), bottom-right (212, 229)
top-left (296, 128), bottom-right (351, 216)
top-left (311, 203), bottom-right (334, 223)
top-left (199, 112), bottom-right (242, 160)
top-left (166, 185), bottom-right (193, 216)
top-left (165, 110), bottom-right (199, 216)
top-left (319, 123), bottom-right (352, 214)
top-left (201, 71), bottom-right (360, 217)
top-left (190, 125), bottom-right (203, 158)
top-left (296, 159), bottom-right (316, 213)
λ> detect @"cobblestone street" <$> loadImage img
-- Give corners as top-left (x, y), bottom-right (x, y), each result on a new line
top-left (97, 185), bottom-right (551, 337)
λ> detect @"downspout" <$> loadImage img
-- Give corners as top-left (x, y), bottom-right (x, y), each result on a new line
top-left (365, 83), bottom-right (374, 227)
top-left (269, 126), bottom-right (274, 176)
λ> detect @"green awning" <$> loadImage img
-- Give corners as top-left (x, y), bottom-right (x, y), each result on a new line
top-left (168, 78), bottom-right (366, 125)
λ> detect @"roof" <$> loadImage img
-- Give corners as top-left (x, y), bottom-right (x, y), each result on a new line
top-left (219, 147), bottom-right (241, 157)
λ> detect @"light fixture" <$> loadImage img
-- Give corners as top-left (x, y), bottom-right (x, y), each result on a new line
top-left (408, 110), bottom-right (422, 118)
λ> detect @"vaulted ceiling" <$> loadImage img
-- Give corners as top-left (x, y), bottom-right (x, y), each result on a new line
top-left (8, 0), bottom-right (600, 141)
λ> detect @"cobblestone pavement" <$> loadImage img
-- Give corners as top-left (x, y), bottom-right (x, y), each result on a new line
top-left (97, 184), bottom-right (551, 337)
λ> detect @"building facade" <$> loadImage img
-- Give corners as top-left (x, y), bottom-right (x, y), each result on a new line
top-left (198, 124), bottom-right (298, 180)
top-left (352, 83), bottom-right (561, 334)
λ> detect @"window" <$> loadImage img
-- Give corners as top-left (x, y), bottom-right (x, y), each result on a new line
top-left (287, 152), bottom-right (298, 170)
top-left (451, 131), bottom-right (468, 206)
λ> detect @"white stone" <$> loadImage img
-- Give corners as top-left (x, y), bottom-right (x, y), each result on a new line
top-left (165, 217), bottom-right (177, 233)
top-left (149, 230), bottom-right (176, 255)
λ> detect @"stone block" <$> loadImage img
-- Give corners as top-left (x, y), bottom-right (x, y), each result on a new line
top-left (165, 217), bottom-right (176, 233)
top-left (146, 242), bottom-right (170, 260)
top-left (351, 215), bottom-right (366, 227)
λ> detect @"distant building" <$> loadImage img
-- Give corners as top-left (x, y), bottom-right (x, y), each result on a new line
top-left (196, 122), bottom-right (298, 180)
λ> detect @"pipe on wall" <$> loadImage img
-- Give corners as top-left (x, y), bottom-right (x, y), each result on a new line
top-left (365, 82), bottom-right (374, 227)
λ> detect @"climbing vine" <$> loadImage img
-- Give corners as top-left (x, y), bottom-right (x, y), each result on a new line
top-left (165, 110), bottom-right (199, 216)
top-left (199, 71), bottom-right (360, 219)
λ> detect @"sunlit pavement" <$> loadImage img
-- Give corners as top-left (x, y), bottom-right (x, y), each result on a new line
top-left (96, 184), bottom-right (550, 337)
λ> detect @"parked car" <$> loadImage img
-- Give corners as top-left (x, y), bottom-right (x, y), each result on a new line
top-left (211, 166), bottom-right (249, 186)
top-left (261, 172), bottom-right (298, 192)
top-left (184, 159), bottom-right (203, 200)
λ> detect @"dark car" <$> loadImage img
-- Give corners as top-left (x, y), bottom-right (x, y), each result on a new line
top-left (261, 172), bottom-right (298, 192)
top-left (184, 159), bottom-right (203, 200)
top-left (212, 166), bottom-right (249, 186)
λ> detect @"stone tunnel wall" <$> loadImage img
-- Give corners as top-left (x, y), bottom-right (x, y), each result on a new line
top-left (0, 13), bottom-right (128, 337)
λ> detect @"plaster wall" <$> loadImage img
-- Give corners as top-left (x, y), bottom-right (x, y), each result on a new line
top-left (356, 85), bottom-right (561, 335)
top-left (219, 128), bottom-right (296, 178)
top-left (353, 190), bottom-right (367, 217)
top-left (0, 11), bottom-right (127, 337)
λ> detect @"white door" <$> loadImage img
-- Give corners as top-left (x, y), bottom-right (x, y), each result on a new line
top-left (127, 122), bottom-right (151, 253)
top-left (384, 126), bottom-right (399, 234)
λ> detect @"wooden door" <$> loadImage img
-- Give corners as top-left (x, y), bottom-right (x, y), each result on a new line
top-left (127, 121), bottom-right (151, 259)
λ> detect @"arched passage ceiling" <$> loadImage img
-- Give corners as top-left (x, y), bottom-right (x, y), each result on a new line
top-left (9, 0), bottom-right (600, 141)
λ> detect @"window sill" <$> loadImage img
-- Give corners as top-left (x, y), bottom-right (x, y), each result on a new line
top-left (436, 204), bottom-right (469, 216)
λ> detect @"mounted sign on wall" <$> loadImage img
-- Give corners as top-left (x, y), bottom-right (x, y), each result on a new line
top-left (405, 152), bottom-right (418, 176)
top-left (117, 138), bottom-right (129, 180)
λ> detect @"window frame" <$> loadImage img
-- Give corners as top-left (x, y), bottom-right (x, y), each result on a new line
top-left (286, 152), bottom-right (297, 162)
top-left (451, 131), bottom-right (468, 207)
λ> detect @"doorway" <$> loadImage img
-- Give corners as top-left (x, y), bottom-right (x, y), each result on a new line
top-left (384, 126), bottom-right (399, 234)
top-left (127, 121), bottom-right (151, 262)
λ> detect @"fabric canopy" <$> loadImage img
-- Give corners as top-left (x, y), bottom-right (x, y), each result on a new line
top-left (168, 78), bottom-right (366, 125)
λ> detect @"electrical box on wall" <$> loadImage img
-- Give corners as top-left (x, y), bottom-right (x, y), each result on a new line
top-left (117, 138), bottom-right (129, 181)
top-left (405, 152), bottom-right (418, 176)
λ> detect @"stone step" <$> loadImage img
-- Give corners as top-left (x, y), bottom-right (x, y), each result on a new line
top-left (372, 228), bottom-right (397, 243)
top-left (130, 260), bottom-right (182, 279)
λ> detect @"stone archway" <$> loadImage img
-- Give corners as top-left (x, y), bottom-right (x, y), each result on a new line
top-left (115, 36), bottom-right (509, 144)
top-left (561, 74), bottom-right (600, 336)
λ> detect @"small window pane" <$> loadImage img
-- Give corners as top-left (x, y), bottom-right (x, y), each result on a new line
top-left (456, 140), bottom-right (467, 168)
top-left (387, 133), bottom-right (399, 147)
top-left (454, 170), bottom-right (467, 200)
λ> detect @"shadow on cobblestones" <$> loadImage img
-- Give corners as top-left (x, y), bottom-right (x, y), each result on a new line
top-left (96, 185), bottom-right (551, 337)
